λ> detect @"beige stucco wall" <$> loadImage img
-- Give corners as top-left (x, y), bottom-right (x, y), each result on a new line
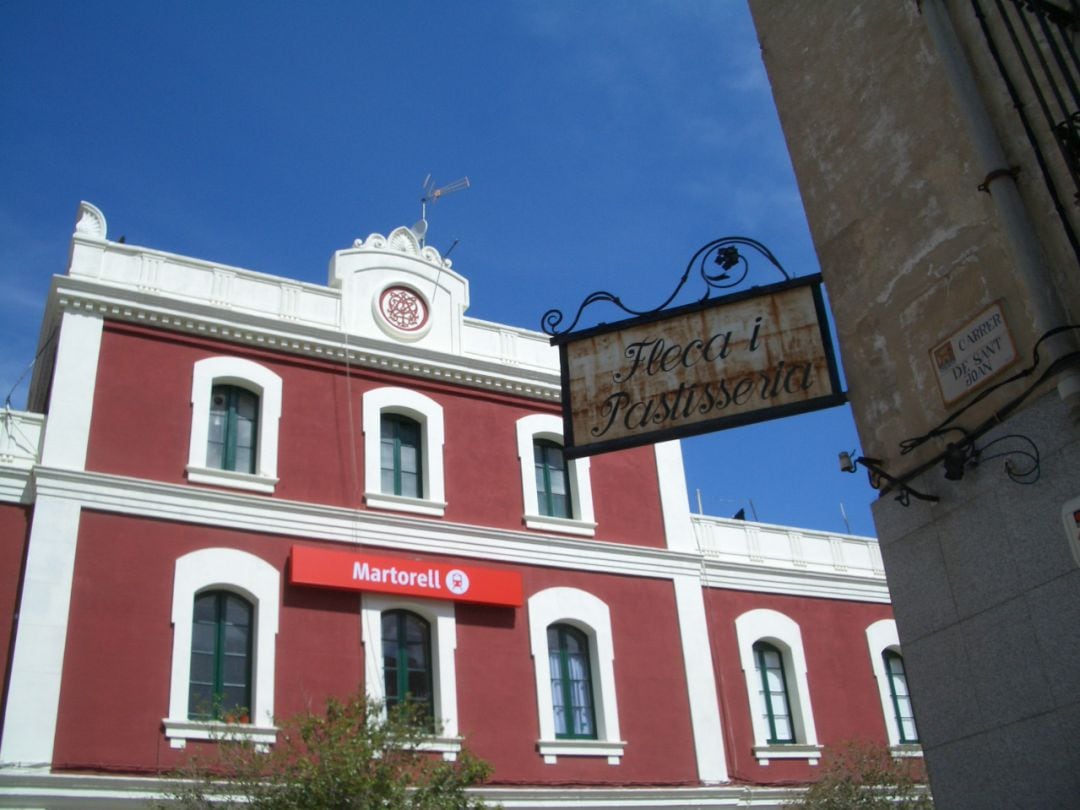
top-left (749, 1), bottom-right (1079, 472)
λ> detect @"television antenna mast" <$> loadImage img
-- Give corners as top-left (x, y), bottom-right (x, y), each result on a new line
top-left (413, 174), bottom-right (470, 246)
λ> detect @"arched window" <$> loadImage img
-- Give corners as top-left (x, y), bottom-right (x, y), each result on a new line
top-left (360, 594), bottom-right (460, 760)
top-left (527, 587), bottom-right (624, 763)
top-left (515, 414), bottom-right (596, 536)
top-left (534, 440), bottom-right (571, 519)
top-left (381, 415), bottom-right (423, 498)
top-left (362, 388), bottom-right (446, 517)
top-left (189, 590), bottom-right (253, 720)
top-left (753, 641), bottom-right (795, 744)
top-left (734, 609), bottom-right (821, 764)
top-left (208, 385), bottom-right (259, 474)
top-left (164, 548), bottom-right (280, 749)
top-left (548, 623), bottom-right (596, 739)
top-left (382, 610), bottom-right (433, 727)
top-left (883, 650), bottom-right (919, 743)
top-left (187, 357), bottom-right (282, 493)
top-left (865, 619), bottom-right (920, 754)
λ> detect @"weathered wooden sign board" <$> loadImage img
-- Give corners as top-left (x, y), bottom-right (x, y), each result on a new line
top-left (551, 274), bottom-right (846, 458)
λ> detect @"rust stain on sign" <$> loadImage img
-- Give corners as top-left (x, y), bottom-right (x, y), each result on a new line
top-left (556, 277), bottom-right (845, 457)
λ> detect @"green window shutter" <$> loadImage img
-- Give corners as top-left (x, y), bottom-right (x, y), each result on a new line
top-left (884, 650), bottom-right (919, 743)
top-left (547, 623), bottom-right (597, 739)
top-left (534, 440), bottom-right (572, 518)
top-left (754, 641), bottom-right (795, 744)
top-left (208, 385), bottom-right (259, 474)
top-left (381, 610), bottom-right (434, 729)
top-left (188, 590), bottom-right (253, 721)
top-left (380, 414), bottom-right (423, 498)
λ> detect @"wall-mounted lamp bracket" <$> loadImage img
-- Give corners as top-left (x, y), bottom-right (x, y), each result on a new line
top-left (839, 450), bottom-right (940, 507)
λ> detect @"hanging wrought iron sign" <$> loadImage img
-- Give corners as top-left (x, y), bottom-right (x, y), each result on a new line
top-left (543, 237), bottom-right (847, 458)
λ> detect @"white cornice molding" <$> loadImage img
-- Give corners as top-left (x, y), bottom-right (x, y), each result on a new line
top-left (50, 278), bottom-right (562, 402)
top-left (0, 769), bottom-right (803, 808)
top-left (28, 467), bottom-right (891, 600)
top-left (703, 559), bottom-right (891, 603)
top-left (0, 469), bottom-right (33, 505)
top-left (31, 467), bottom-right (702, 581)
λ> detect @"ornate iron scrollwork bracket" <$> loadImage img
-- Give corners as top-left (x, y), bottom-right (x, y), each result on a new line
top-left (540, 236), bottom-right (791, 336)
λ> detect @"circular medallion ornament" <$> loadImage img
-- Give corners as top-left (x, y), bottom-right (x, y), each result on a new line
top-left (379, 286), bottom-right (429, 332)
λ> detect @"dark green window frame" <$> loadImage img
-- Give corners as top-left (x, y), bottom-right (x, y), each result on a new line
top-left (381, 414), bottom-right (423, 498)
top-left (754, 641), bottom-right (796, 744)
top-left (208, 384), bottom-right (259, 474)
top-left (188, 590), bottom-right (253, 721)
top-left (884, 650), bottom-right (919, 743)
top-left (534, 440), bottom-right (572, 519)
top-left (548, 623), bottom-right (597, 739)
top-left (382, 609), bottom-right (434, 728)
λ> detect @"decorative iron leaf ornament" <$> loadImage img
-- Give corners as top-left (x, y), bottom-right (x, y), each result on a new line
top-left (541, 236), bottom-right (791, 336)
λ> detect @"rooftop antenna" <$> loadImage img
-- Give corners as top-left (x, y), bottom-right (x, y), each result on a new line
top-left (414, 174), bottom-right (470, 246)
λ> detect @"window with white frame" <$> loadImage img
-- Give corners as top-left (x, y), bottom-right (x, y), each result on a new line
top-left (360, 593), bottom-right (460, 760)
top-left (734, 608), bottom-right (822, 765)
top-left (164, 548), bottom-right (280, 748)
top-left (527, 587), bottom-right (624, 764)
top-left (515, 414), bottom-right (596, 536)
top-left (866, 619), bottom-right (921, 754)
top-left (187, 357), bottom-right (282, 494)
top-left (362, 387), bottom-right (446, 517)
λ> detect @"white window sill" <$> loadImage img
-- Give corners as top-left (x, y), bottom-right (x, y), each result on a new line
top-left (891, 744), bottom-right (923, 758)
top-left (186, 465), bottom-right (278, 494)
top-left (537, 738), bottom-right (625, 764)
top-left (524, 514), bottom-right (597, 537)
top-left (163, 718), bottom-right (278, 749)
top-left (365, 491), bottom-right (447, 517)
top-left (753, 743), bottom-right (823, 765)
top-left (415, 735), bottom-right (463, 761)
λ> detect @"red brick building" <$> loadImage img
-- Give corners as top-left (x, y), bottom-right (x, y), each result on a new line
top-left (0, 202), bottom-right (914, 807)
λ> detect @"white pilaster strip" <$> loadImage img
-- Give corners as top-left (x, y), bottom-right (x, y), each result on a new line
top-left (654, 440), bottom-right (695, 553)
top-left (0, 496), bottom-right (82, 766)
top-left (672, 575), bottom-right (728, 783)
top-left (39, 310), bottom-right (104, 470)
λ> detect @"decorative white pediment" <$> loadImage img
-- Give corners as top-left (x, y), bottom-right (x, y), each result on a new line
top-left (352, 227), bottom-right (451, 268)
top-left (74, 201), bottom-right (107, 240)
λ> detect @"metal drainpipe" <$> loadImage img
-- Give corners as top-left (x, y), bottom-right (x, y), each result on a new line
top-left (922, 0), bottom-right (1080, 423)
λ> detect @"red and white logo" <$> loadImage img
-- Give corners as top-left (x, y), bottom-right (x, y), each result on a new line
top-left (445, 569), bottom-right (470, 595)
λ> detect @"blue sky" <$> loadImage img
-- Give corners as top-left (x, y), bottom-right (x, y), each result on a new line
top-left (0, 1), bottom-right (879, 536)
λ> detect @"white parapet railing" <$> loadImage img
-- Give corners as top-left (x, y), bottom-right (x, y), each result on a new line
top-left (67, 238), bottom-right (558, 375)
top-left (691, 513), bottom-right (889, 601)
top-left (0, 408), bottom-right (44, 470)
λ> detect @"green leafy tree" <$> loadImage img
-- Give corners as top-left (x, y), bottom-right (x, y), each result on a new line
top-left (784, 740), bottom-right (933, 810)
top-left (164, 692), bottom-right (494, 810)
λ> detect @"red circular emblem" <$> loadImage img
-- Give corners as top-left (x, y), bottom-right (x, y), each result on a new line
top-left (379, 286), bottom-right (428, 332)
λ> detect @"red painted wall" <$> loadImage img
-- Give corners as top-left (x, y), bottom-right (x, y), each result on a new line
top-left (704, 588), bottom-right (895, 784)
top-left (0, 502), bottom-right (31, 751)
top-left (85, 322), bottom-right (666, 548)
top-left (53, 511), bottom-right (698, 785)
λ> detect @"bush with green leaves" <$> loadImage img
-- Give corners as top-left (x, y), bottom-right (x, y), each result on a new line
top-left (163, 693), bottom-right (493, 810)
top-left (784, 740), bottom-right (933, 810)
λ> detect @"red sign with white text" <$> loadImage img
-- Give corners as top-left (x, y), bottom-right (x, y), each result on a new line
top-left (289, 545), bottom-right (523, 607)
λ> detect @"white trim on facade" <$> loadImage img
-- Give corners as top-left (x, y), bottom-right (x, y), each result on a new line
top-left (186, 356), bottom-right (283, 494)
top-left (672, 575), bottom-right (729, 782)
top-left (734, 608), bottom-right (822, 765)
top-left (515, 414), bottom-right (596, 537)
top-left (527, 587), bottom-right (625, 764)
top-left (360, 593), bottom-right (461, 760)
top-left (39, 310), bottom-right (103, 470)
top-left (362, 387), bottom-right (447, 517)
top-left (0, 496), bottom-right (83, 767)
top-left (163, 548), bottom-right (280, 748)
